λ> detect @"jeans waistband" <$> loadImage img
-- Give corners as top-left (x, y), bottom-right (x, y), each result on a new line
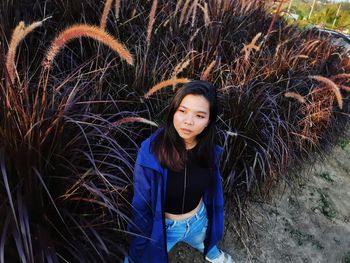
top-left (166, 201), bottom-right (206, 225)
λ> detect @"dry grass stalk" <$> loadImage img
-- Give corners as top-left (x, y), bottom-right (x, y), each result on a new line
top-left (291, 54), bottom-right (309, 68)
top-left (217, 0), bottom-right (223, 11)
top-left (100, 0), bottom-right (114, 30)
top-left (173, 59), bottom-right (191, 76)
top-left (196, 3), bottom-right (210, 26)
top-left (189, 28), bottom-right (201, 43)
top-left (241, 32), bottom-right (262, 61)
top-left (310, 75), bottom-right (343, 110)
top-left (146, 0), bottom-right (158, 45)
top-left (267, 0), bottom-right (285, 35)
top-left (296, 55), bottom-right (309, 59)
top-left (6, 20), bottom-right (44, 83)
top-left (144, 78), bottom-right (190, 98)
top-left (191, 0), bottom-right (199, 27)
top-left (284, 92), bottom-right (306, 103)
top-left (299, 87), bottom-right (334, 143)
top-left (62, 171), bottom-right (91, 200)
top-left (114, 117), bottom-right (158, 127)
top-left (184, 0), bottom-right (198, 25)
top-left (291, 131), bottom-right (315, 143)
top-left (300, 40), bottom-right (321, 56)
top-left (179, 0), bottom-right (191, 26)
top-left (203, 3), bottom-right (210, 26)
top-left (115, 0), bottom-right (121, 20)
top-left (201, 60), bottom-right (216, 81)
top-left (240, 1), bottom-right (254, 14)
top-left (344, 57), bottom-right (350, 69)
top-left (298, 104), bottom-right (332, 145)
top-left (274, 43), bottom-right (282, 59)
top-left (222, 0), bottom-right (233, 12)
top-left (340, 85), bottom-right (350, 92)
top-left (43, 24), bottom-right (133, 69)
top-left (332, 73), bottom-right (350, 81)
top-left (175, 0), bottom-right (184, 16)
top-left (172, 53), bottom-right (195, 78)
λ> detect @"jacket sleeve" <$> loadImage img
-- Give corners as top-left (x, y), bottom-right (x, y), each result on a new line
top-left (214, 161), bottom-right (224, 227)
top-left (127, 162), bottom-right (154, 261)
top-left (204, 145), bottom-right (225, 254)
top-left (214, 146), bottom-right (224, 235)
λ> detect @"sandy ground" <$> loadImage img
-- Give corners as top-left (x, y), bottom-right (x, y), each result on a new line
top-left (170, 142), bottom-right (350, 263)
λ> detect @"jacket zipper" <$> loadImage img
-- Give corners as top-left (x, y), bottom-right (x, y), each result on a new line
top-left (181, 165), bottom-right (187, 214)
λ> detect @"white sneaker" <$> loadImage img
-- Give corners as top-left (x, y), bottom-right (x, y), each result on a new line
top-left (205, 250), bottom-right (235, 263)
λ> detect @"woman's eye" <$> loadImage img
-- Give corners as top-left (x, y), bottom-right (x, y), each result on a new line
top-left (178, 109), bottom-right (185, 113)
top-left (197, 115), bottom-right (205, 119)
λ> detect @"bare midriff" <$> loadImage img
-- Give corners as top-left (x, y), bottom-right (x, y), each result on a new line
top-left (165, 198), bottom-right (203, 221)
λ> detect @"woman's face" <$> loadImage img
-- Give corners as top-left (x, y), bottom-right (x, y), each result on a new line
top-left (173, 94), bottom-right (210, 148)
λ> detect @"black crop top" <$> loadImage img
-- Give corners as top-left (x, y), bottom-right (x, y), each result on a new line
top-left (165, 145), bottom-right (211, 214)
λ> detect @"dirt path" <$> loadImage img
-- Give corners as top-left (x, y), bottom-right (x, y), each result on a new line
top-left (170, 142), bottom-right (350, 263)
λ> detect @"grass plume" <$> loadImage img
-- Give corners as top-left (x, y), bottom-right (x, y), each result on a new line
top-left (146, 0), bottom-right (158, 45)
top-left (201, 60), bottom-right (216, 81)
top-left (172, 53), bottom-right (195, 78)
top-left (144, 78), bottom-right (190, 98)
top-left (241, 32), bottom-right (262, 61)
top-left (284, 92), bottom-right (306, 103)
top-left (6, 20), bottom-right (44, 83)
top-left (43, 24), bottom-right (134, 69)
top-left (114, 117), bottom-right (158, 127)
top-left (310, 75), bottom-right (343, 110)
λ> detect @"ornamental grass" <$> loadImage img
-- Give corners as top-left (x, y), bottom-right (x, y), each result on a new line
top-left (1, 0), bottom-right (350, 262)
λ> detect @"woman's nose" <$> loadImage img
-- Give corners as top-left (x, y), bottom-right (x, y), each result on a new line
top-left (184, 114), bottom-right (194, 125)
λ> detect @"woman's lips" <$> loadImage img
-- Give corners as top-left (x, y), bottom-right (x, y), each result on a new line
top-left (180, 128), bottom-right (192, 134)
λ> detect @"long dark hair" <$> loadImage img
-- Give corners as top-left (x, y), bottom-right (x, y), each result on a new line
top-left (152, 80), bottom-right (218, 171)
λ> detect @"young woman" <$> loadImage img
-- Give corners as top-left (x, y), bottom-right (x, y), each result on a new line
top-left (125, 80), bottom-right (233, 263)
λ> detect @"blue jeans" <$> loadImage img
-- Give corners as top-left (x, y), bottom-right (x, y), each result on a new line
top-left (124, 201), bottom-right (221, 262)
top-left (166, 201), bottom-right (221, 260)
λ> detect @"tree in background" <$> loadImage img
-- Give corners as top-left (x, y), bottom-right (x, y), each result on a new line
top-left (286, 1), bottom-right (350, 31)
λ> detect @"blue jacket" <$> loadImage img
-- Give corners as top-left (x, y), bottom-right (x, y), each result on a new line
top-left (127, 129), bottom-right (224, 263)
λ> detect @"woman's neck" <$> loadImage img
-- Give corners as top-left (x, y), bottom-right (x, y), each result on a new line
top-left (185, 139), bottom-right (197, 150)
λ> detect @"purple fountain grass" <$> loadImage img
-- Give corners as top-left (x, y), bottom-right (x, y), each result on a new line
top-left (1, 1), bottom-right (350, 261)
top-left (0, 63), bottom-right (141, 262)
top-left (0, 6), bottom-right (141, 261)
